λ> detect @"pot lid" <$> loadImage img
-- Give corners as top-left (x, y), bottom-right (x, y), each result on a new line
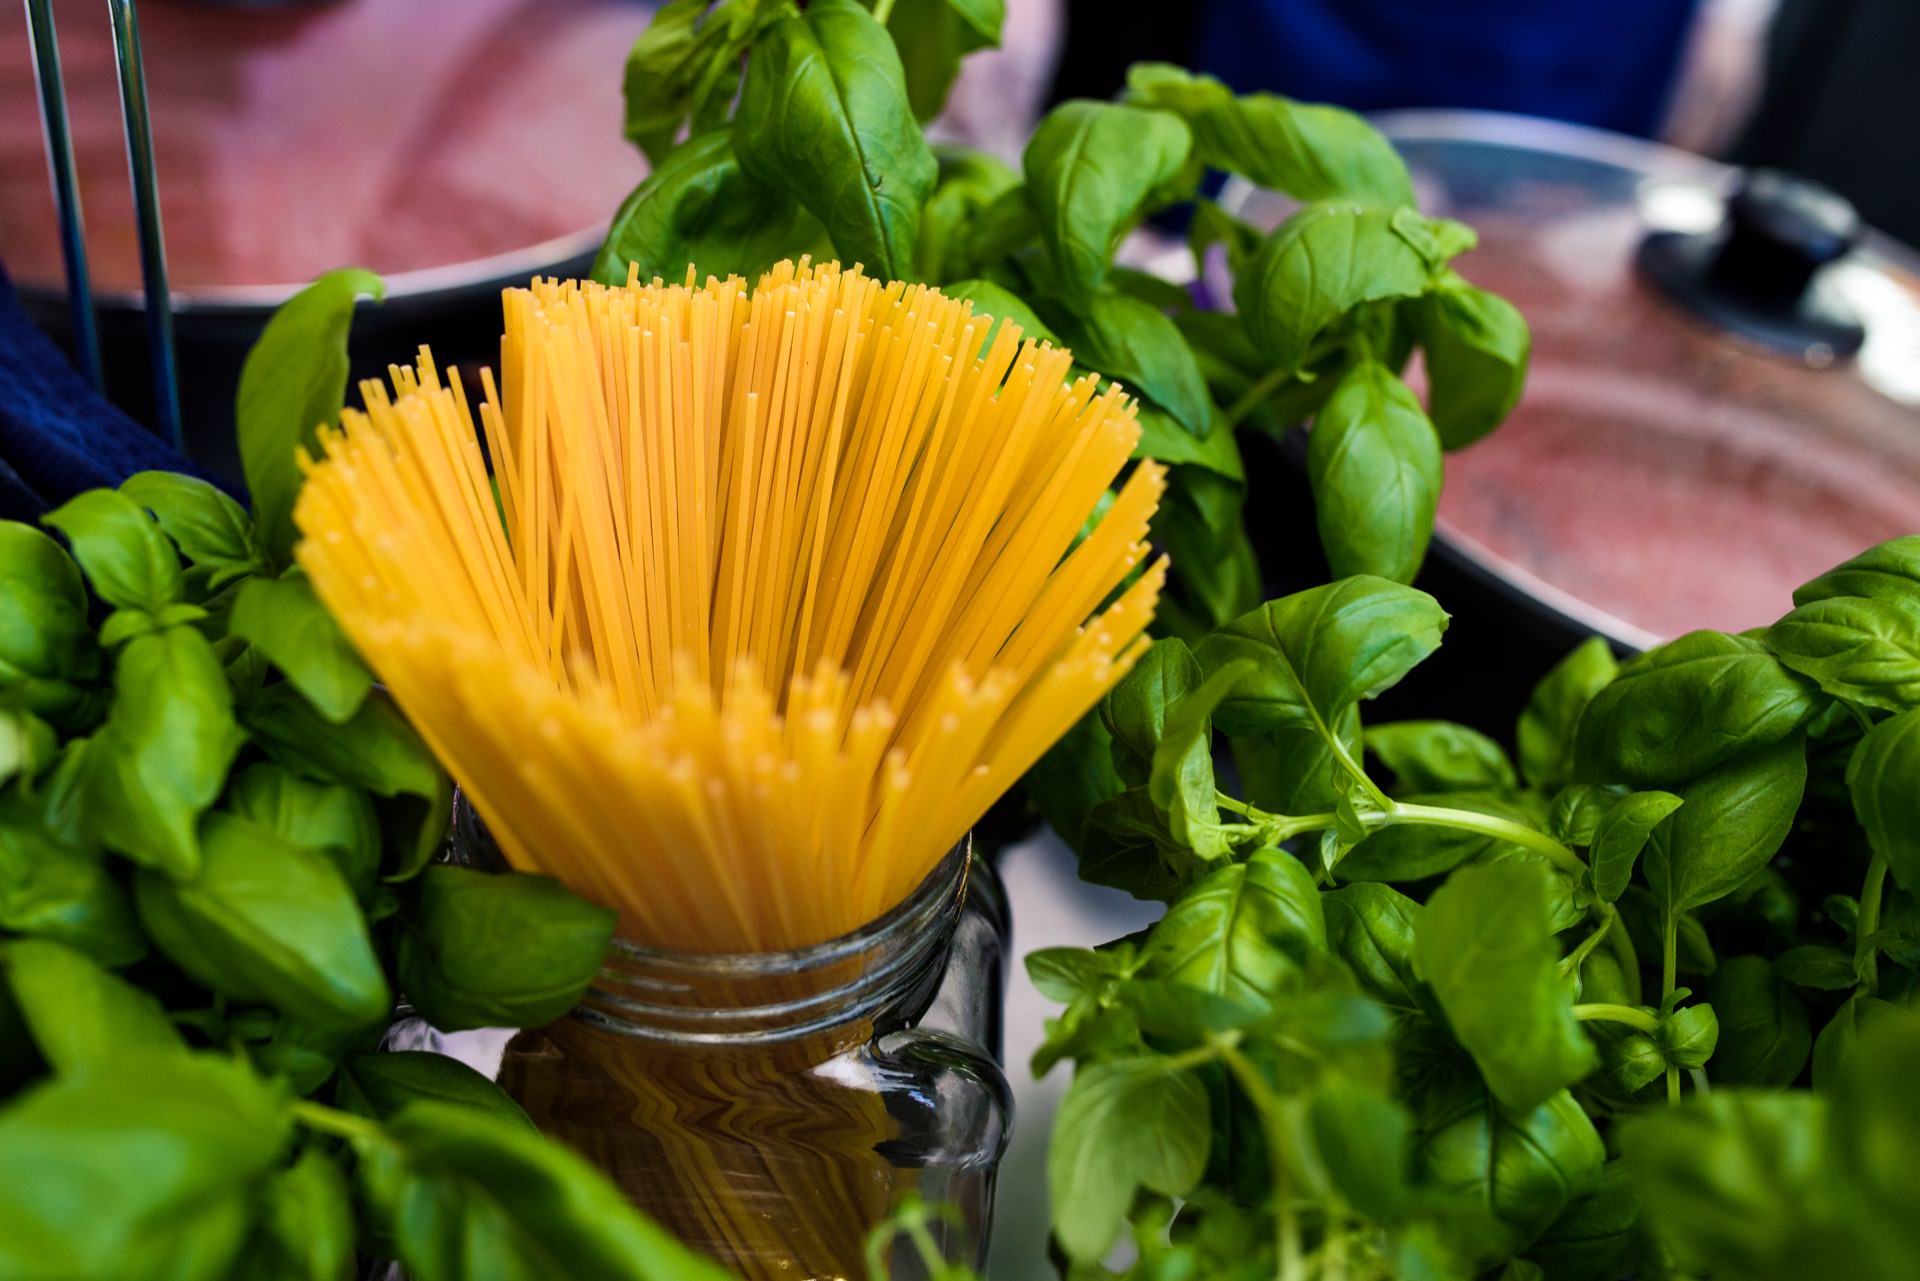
top-left (1224, 109), bottom-right (1920, 648)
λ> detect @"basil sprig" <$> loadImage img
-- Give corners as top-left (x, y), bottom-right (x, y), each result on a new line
top-left (1022, 537), bottom-right (1920, 1280)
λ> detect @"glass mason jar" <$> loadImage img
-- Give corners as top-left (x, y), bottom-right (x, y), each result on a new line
top-left (450, 798), bottom-right (1013, 1280)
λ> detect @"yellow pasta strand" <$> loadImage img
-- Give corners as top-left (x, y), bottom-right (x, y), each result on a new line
top-left (295, 260), bottom-right (1165, 953)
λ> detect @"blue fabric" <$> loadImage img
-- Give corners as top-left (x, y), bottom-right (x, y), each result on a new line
top-left (1197, 0), bottom-right (1704, 139)
top-left (0, 263), bottom-right (230, 519)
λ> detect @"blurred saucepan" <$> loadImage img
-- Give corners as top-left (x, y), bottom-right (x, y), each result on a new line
top-left (1218, 110), bottom-right (1920, 727)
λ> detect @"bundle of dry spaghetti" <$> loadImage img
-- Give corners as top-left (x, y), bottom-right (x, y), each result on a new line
top-left (294, 259), bottom-right (1164, 953)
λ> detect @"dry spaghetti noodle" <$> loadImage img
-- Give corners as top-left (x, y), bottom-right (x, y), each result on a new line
top-left (295, 258), bottom-right (1165, 952)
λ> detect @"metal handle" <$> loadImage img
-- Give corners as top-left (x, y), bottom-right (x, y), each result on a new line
top-left (20, 0), bottom-right (186, 456)
top-left (21, 0), bottom-right (103, 393)
top-left (106, 0), bottom-right (184, 454)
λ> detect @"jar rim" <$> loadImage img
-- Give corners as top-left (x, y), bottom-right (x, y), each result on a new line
top-left (602, 834), bottom-right (973, 976)
top-left (451, 788), bottom-right (970, 966)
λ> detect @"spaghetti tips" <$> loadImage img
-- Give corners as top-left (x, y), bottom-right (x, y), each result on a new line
top-left (296, 260), bottom-right (1165, 951)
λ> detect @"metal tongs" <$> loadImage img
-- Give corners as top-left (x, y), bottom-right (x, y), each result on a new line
top-left (21, 0), bottom-right (184, 456)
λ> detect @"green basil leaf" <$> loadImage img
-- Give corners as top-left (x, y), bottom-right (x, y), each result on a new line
top-left (1023, 100), bottom-right (1192, 306)
top-left (1523, 1160), bottom-right (1640, 1281)
top-left (237, 1149), bottom-right (355, 1281)
top-left (1575, 942), bottom-right (1634, 1011)
top-left (238, 269), bottom-right (384, 567)
top-left (41, 488), bottom-right (182, 615)
top-left (1102, 636), bottom-right (1199, 782)
top-left (621, 0), bottom-right (708, 161)
top-left (1792, 534), bottom-right (1920, 606)
top-left (1619, 885), bottom-right (1718, 978)
top-left (1306, 358), bottom-right (1442, 583)
top-left (396, 866), bottom-right (615, 1031)
top-left (1517, 637), bottom-right (1617, 794)
top-left (1111, 267), bottom-right (1195, 314)
top-left (95, 602), bottom-right (201, 649)
top-left (1061, 291), bottom-right (1211, 436)
top-left (1178, 310), bottom-right (1339, 438)
top-left (227, 572), bottom-right (373, 724)
top-left (1846, 706), bottom-right (1920, 892)
top-left (886, 0), bottom-right (997, 122)
top-left (1337, 790), bottom-right (1538, 884)
top-left (1232, 706), bottom-right (1360, 819)
top-left (621, 0), bottom-right (777, 165)
top-left (962, 183), bottom-right (1040, 267)
top-left (1144, 847), bottom-right (1324, 1005)
top-left (1415, 1087), bottom-right (1604, 1265)
top-left (1024, 945), bottom-right (1137, 1005)
top-left (1826, 1015), bottom-right (1920, 1248)
top-left (735, 0), bottom-right (936, 278)
top-left (1773, 944), bottom-right (1859, 991)
top-left (1810, 991), bottom-right (1902, 1088)
top-left (227, 761), bottom-right (382, 898)
top-left (244, 685), bottom-right (450, 881)
top-left (1588, 790), bottom-right (1684, 903)
top-left (1661, 1003), bottom-right (1719, 1070)
top-left (1322, 882), bottom-right (1422, 1010)
top-left (1410, 274), bottom-right (1531, 450)
top-left (1601, 1029), bottom-right (1666, 1097)
top-left (245, 1015), bottom-right (362, 1099)
top-left (1236, 203), bottom-right (1433, 375)
top-left (1078, 787), bottom-right (1191, 901)
top-left (337, 1051), bottom-right (535, 1131)
top-left (1477, 850), bottom-right (1586, 937)
top-left (1125, 63), bottom-right (1413, 206)
top-left (87, 626), bottom-right (245, 878)
top-left (1195, 576), bottom-right (1448, 741)
top-left (362, 1100), bottom-right (731, 1281)
top-left (1117, 977), bottom-right (1267, 1043)
top-left (1367, 720), bottom-right (1517, 794)
top-left (0, 816), bottom-right (145, 966)
top-left (1416, 861), bottom-right (1598, 1110)
top-left (0, 1052), bottom-right (291, 1281)
top-left (1187, 196), bottom-right (1262, 280)
top-left (1644, 738), bottom-right (1807, 916)
top-left (1306, 1079), bottom-right (1412, 1220)
top-left (940, 0), bottom-right (1003, 44)
top-left (1146, 659), bottom-right (1253, 859)
top-left (1619, 1091), bottom-right (1828, 1281)
top-left (1148, 464), bottom-right (1260, 633)
top-left (941, 277), bottom-right (1060, 353)
top-left (915, 145), bottom-right (1020, 280)
top-left (1575, 631), bottom-right (1822, 787)
top-left (119, 471), bottom-right (263, 587)
top-left (0, 522), bottom-right (99, 724)
top-left (1703, 955), bottom-right (1811, 1087)
top-left (1031, 993), bottom-right (1143, 1080)
top-left (1023, 712), bottom-right (1121, 852)
top-left (1767, 595), bottom-right (1920, 713)
top-left (1048, 1056), bottom-right (1209, 1263)
top-left (3, 938), bottom-right (183, 1071)
top-left (1546, 781), bottom-right (1628, 848)
top-left (595, 128), bottom-right (823, 286)
top-left (135, 812), bottom-right (390, 1031)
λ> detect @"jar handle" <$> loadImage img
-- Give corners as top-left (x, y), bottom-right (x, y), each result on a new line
top-left (865, 1026), bottom-right (1014, 1173)
top-left (918, 853), bottom-right (1012, 1060)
